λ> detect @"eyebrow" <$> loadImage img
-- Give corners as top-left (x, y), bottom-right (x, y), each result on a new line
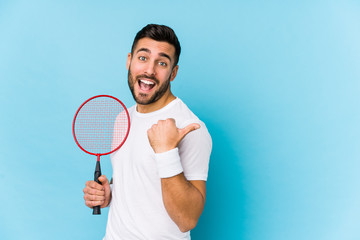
top-left (136, 48), bottom-right (172, 62)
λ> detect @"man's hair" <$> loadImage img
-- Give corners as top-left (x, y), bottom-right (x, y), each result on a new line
top-left (131, 24), bottom-right (181, 67)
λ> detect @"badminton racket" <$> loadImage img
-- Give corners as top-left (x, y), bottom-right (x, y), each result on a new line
top-left (72, 95), bottom-right (130, 215)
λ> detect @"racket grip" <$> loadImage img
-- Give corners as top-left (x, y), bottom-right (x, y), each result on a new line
top-left (93, 160), bottom-right (102, 215)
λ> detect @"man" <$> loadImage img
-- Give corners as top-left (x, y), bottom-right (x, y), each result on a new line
top-left (83, 24), bottom-right (212, 239)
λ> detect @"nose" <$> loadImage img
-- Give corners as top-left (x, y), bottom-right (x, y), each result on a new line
top-left (145, 61), bottom-right (156, 76)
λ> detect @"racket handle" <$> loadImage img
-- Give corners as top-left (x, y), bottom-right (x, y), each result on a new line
top-left (93, 160), bottom-right (102, 215)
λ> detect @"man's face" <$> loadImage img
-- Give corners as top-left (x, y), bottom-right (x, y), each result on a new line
top-left (127, 37), bottom-right (178, 105)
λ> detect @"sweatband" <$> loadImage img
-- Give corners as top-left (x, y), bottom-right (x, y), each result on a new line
top-left (155, 148), bottom-right (183, 178)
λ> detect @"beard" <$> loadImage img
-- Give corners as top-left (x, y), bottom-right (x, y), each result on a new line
top-left (127, 67), bottom-right (171, 105)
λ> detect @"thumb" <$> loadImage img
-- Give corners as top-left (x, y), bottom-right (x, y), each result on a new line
top-left (179, 123), bottom-right (200, 140)
top-left (98, 175), bottom-right (111, 208)
top-left (98, 175), bottom-right (110, 187)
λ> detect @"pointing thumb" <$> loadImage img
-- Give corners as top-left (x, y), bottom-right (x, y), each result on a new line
top-left (179, 123), bottom-right (200, 140)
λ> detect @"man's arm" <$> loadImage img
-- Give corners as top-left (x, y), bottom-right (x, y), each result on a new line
top-left (147, 118), bottom-right (206, 232)
top-left (161, 174), bottom-right (206, 232)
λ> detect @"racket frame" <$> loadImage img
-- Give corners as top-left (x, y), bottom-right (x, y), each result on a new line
top-left (72, 94), bottom-right (130, 157)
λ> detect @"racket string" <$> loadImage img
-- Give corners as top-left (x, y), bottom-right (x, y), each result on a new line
top-left (74, 97), bottom-right (129, 154)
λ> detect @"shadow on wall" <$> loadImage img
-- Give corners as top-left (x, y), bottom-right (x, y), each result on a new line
top-left (191, 121), bottom-right (246, 240)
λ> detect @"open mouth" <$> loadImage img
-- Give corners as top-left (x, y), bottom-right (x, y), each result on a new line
top-left (138, 79), bottom-right (156, 92)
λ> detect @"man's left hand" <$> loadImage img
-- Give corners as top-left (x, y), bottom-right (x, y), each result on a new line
top-left (147, 118), bottom-right (200, 153)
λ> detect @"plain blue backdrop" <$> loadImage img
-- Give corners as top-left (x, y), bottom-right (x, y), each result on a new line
top-left (1, 0), bottom-right (359, 239)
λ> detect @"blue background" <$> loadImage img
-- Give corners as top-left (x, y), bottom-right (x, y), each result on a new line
top-left (1, 1), bottom-right (359, 239)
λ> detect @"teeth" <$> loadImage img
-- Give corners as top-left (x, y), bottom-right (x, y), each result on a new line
top-left (140, 79), bottom-right (155, 85)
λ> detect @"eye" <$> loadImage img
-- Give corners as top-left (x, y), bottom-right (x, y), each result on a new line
top-left (139, 56), bottom-right (146, 61)
top-left (159, 62), bottom-right (167, 67)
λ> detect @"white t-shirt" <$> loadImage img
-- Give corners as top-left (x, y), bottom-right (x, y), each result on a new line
top-left (104, 98), bottom-right (212, 240)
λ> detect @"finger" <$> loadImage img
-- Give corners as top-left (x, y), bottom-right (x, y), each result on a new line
top-left (84, 193), bottom-right (105, 201)
top-left (157, 119), bottom-right (165, 125)
top-left (86, 180), bottom-right (104, 191)
top-left (148, 124), bottom-right (157, 133)
top-left (85, 200), bottom-right (105, 208)
top-left (179, 123), bottom-right (200, 139)
top-left (166, 118), bottom-right (176, 124)
top-left (83, 187), bottom-right (105, 196)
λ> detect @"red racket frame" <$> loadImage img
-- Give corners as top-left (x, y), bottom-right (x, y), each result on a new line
top-left (72, 94), bottom-right (130, 160)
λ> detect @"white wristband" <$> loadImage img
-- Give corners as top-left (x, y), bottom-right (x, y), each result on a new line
top-left (155, 148), bottom-right (183, 178)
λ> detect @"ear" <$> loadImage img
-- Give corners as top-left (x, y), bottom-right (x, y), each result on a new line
top-left (170, 65), bottom-right (179, 82)
top-left (126, 53), bottom-right (132, 70)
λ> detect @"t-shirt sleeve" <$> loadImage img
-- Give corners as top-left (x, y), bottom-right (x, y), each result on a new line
top-left (178, 120), bottom-right (212, 181)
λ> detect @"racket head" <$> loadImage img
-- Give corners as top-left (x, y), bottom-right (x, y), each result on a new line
top-left (72, 95), bottom-right (130, 156)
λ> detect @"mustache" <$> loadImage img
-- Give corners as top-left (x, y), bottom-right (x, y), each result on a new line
top-left (136, 74), bottom-right (159, 84)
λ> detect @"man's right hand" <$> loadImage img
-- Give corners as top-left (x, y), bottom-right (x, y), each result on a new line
top-left (83, 175), bottom-right (111, 209)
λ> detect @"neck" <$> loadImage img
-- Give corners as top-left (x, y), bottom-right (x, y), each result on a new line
top-left (136, 91), bottom-right (176, 113)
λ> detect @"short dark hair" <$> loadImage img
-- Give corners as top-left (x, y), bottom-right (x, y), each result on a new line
top-left (131, 24), bottom-right (181, 67)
